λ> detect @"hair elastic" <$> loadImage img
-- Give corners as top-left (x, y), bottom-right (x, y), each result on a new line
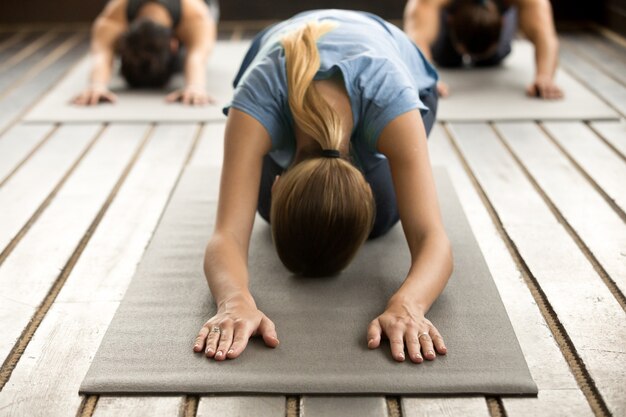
top-left (321, 149), bottom-right (341, 158)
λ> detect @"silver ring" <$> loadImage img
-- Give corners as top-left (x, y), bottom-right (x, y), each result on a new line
top-left (418, 332), bottom-right (430, 339)
top-left (210, 326), bottom-right (221, 333)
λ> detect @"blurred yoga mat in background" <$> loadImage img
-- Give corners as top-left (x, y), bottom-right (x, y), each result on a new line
top-left (80, 165), bottom-right (538, 396)
top-left (24, 40), bottom-right (617, 123)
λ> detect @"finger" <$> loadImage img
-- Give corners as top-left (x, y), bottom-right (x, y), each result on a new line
top-left (226, 323), bottom-right (254, 359)
top-left (405, 328), bottom-right (424, 363)
top-left (526, 83), bottom-right (535, 97)
top-left (206, 95), bottom-right (217, 105)
top-left (194, 326), bottom-right (210, 352)
top-left (418, 330), bottom-right (436, 360)
top-left (430, 327), bottom-right (447, 355)
top-left (89, 93), bottom-right (100, 106)
top-left (183, 91), bottom-right (192, 105)
top-left (205, 326), bottom-right (221, 358)
top-left (387, 324), bottom-right (406, 362)
top-left (165, 91), bottom-right (179, 102)
top-left (367, 320), bottom-right (382, 348)
top-left (256, 316), bottom-right (280, 347)
top-left (104, 92), bottom-right (117, 103)
top-left (215, 322), bottom-right (234, 361)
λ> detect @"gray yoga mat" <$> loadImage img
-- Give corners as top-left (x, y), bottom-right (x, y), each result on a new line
top-left (437, 40), bottom-right (617, 121)
top-left (23, 41), bottom-right (252, 123)
top-left (25, 40), bottom-right (616, 123)
top-left (80, 164), bottom-right (537, 395)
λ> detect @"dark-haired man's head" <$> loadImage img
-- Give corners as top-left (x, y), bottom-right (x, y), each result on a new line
top-left (449, 0), bottom-right (502, 60)
top-left (118, 18), bottom-right (179, 88)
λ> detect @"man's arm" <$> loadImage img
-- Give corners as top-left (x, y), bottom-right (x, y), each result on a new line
top-left (403, 0), bottom-right (451, 96)
top-left (515, 0), bottom-right (563, 99)
top-left (403, 0), bottom-right (448, 62)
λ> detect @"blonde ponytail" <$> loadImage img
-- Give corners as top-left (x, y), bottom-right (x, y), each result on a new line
top-left (281, 20), bottom-right (342, 150)
top-left (270, 20), bottom-right (376, 277)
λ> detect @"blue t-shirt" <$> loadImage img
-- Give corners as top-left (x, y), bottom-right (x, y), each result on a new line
top-left (223, 9), bottom-right (438, 172)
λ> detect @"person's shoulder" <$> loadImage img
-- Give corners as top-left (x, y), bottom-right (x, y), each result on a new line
top-left (98, 0), bottom-right (128, 21)
top-left (180, 0), bottom-right (212, 21)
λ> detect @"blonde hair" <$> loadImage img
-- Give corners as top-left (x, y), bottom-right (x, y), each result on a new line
top-left (270, 20), bottom-right (376, 277)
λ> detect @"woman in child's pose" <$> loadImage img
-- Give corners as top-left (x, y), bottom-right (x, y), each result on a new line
top-left (194, 9), bottom-right (452, 364)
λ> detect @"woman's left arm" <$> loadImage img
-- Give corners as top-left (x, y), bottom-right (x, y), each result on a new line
top-left (367, 109), bottom-right (453, 363)
top-left (167, 2), bottom-right (217, 105)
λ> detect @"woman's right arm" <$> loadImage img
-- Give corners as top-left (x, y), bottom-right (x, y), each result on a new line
top-left (193, 108), bottom-right (280, 361)
top-left (72, 0), bottom-right (126, 105)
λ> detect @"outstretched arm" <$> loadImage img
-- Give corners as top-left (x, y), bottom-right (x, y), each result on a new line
top-left (193, 109), bottom-right (280, 361)
top-left (72, 0), bottom-right (126, 106)
top-left (515, 0), bottom-right (563, 99)
top-left (367, 109), bottom-right (453, 363)
top-left (403, 0), bottom-right (451, 96)
top-left (168, 0), bottom-right (217, 105)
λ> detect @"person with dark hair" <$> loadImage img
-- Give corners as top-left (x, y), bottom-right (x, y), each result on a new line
top-left (404, 0), bottom-right (563, 99)
top-left (72, 0), bottom-right (219, 106)
top-left (193, 10), bottom-right (452, 364)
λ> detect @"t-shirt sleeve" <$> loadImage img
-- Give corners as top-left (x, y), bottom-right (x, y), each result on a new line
top-left (222, 56), bottom-right (290, 151)
top-left (353, 58), bottom-right (430, 153)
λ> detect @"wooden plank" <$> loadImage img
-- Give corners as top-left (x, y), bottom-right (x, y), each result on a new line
top-left (0, 34), bottom-right (87, 134)
top-left (0, 31), bottom-right (57, 77)
top-left (0, 124), bottom-right (100, 254)
top-left (559, 47), bottom-right (626, 117)
top-left (0, 123), bottom-right (197, 417)
top-left (0, 32), bottom-right (70, 95)
top-left (542, 121), bottom-right (626, 217)
top-left (402, 397), bottom-right (489, 417)
top-left (413, 124), bottom-right (592, 416)
top-left (589, 120), bottom-right (626, 159)
top-left (197, 396), bottom-right (285, 417)
top-left (300, 397), bottom-right (387, 417)
top-left (0, 123), bottom-right (146, 365)
top-left (93, 396), bottom-right (183, 417)
top-left (449, 122), bottom-right (625, 417)
top-left (560, 34), bottom-right (626, 86)
top-left (496, 122), bottom-right (626, 298)
top-left (0, 123), bottom-right (53, 183)
top-left (0, 31), bottom-right (43, 68)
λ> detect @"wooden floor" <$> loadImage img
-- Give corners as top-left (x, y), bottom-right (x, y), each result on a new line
top-left (0, 23), bottom-right (624, 417)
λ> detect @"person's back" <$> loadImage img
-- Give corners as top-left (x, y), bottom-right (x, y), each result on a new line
top-left (226, 9), bottom-right (439, 173)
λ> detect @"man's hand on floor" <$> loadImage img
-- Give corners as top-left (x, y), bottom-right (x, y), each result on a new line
top-left (526, 75), bottom-right (564, 100)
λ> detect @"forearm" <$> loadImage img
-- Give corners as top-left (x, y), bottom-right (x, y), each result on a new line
top-left (533, 33), bottom-right (559, 79)
top-left (203, 233), bottom-right (255, 308)
top-left (184, 50), bottom-right (208, 88)
top-left (89, 51), bottom-right (114, 87)
top-left (390, 231), bottom-right (452, 314)
top-left (520, 1), bottom-right (560, 79)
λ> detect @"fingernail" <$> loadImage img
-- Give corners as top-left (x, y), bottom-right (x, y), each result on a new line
top-left (206, 348), bottom-right (213, 354)
top-left (428, 350), bottom-right (435, 356)
top-left (228, 349), bottom-right (234, 355)
top-left (399, 352), bottom-right (405, 360)
top-left (415, 353), bottom-right (422, 360)
top-left (216, 351), bottom-right (223, 357)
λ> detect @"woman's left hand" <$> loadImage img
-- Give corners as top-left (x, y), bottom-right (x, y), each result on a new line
top-left (367, 297), bottom-right (447, 363)
top-left (166, 85), bottom-right (216, 106)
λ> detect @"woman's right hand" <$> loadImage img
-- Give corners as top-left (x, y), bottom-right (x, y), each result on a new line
top-left (193, 297), bottom-right (280, 360)
top-left (72, 85), bottom-right (117, 106)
